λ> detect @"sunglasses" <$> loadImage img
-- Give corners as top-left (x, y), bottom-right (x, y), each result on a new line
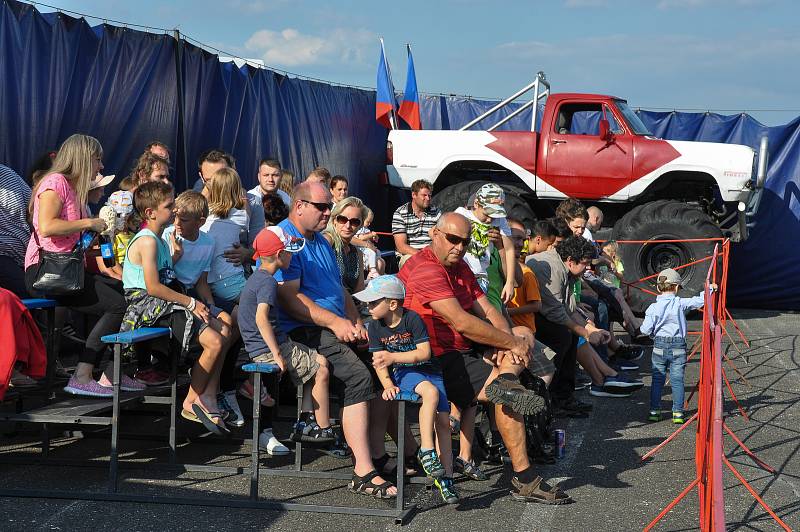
top-left (300, 199), bottom-right (333, 212)
top-left (439, 230), bottom-right (471, 247)
top-left (335, 215), bottom-right (362, 228)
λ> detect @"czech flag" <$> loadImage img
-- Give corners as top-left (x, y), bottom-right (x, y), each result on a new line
top-left (376, 38), bottom-right (397, 129)
top-left (398, 44), bottom-right (422, 130)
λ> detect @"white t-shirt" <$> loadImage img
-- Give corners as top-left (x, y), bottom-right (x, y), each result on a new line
top-left (454, 206), bottom-right (511, 278)
top-left (583, 227), bottom-right (594, 241)
top-left (248, 184), bottom-right (291, 207)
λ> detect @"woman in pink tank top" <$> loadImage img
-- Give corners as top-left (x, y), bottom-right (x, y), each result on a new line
top-left (24, 134), bottom-right (134, 398)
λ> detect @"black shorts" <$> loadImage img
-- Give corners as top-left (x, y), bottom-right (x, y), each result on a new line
top-left (438, 349), bottom-right (493, 410)
top-left (147, 309), bottom-right (204, 363)
top-left (289, 326), bottom-right (376, 407)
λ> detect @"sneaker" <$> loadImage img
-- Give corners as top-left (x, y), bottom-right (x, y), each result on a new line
top-left (672, 412), bottom-right (685, 425)
top-left (53, 359), bottom-right (72, 380)
top-left (133, 367), bottom-right (170, 386)
top-left (218, 390), bottom-right (245, 428)
top-left (454, 456), bottom-right (488, 481)
top-left (485, 377), bottom-right (546, 416)
top-left (291, 419), bottom-right (336, 443)
top-left (64, 377), bottom-right (113, 398)
top-left (486, 442), bottom-right (511, 464)
top-left (589, 383), bottom-right (632, 398)
top-left (614, 344), bottom-right (644, 361)
top-left (433, 477), bottom-right (459, 504)
top-left (258, 429), bottom-right (290, 456)
top-left (238, 380), bottom-right (276, 407)
top-left (647, 410), bottom-right (661, 422)
top-left (614, 359), bottom-right (640, 371)
top-left (418, 448), bottom-right (446, 479)
top-left (574, 375), bottom-right (592, 390)
top-left (602, 374), bottom-right (644, 391)
top-left (61, 323), bottom-right (86, 344)
top-left (10, 369), bottom-right (39, 388)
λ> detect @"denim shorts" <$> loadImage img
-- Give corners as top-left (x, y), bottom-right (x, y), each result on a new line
top-left (393, 366), bottom-right (450, 413)
top-left (209, 272), bottom-right (246, 303)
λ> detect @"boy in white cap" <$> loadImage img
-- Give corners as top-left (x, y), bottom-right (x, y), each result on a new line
top-left (641, 268), bottom-right (717, 424)
top-left (354, 275), bottom-right (458, 504)
top-left (454, 183), bottom-right (518, 309)
top-left (239, 226), bottom-right (335, 453)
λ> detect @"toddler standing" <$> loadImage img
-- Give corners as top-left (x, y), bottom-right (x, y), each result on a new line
top-left (641, 268), bottom-right (716, 424)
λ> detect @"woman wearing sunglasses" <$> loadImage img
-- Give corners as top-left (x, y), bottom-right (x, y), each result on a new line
top-left (323, 197), bottom-right (367, 296)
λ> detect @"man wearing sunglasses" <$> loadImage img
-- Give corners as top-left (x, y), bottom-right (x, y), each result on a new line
top-left (274, 181), bottom-right (398, 498)
top-left (398, 212), bottom-right (572, 505)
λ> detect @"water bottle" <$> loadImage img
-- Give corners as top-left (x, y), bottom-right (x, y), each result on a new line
top-left (98, 234), bottom-right (115, 267)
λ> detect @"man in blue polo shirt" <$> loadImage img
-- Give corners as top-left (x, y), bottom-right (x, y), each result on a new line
top-left (275, 181), bottom-right (398, 499)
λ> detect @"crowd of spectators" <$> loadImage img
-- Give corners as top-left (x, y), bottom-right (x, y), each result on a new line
top-left (2, 135), bottom-right (665, 506)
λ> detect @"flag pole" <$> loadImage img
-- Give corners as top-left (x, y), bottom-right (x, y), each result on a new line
top-left (380, 37), bottom-right (397, 129)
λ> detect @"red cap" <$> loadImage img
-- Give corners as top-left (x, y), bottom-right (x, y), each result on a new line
top-left (252, 226), bottom-right (305, 260)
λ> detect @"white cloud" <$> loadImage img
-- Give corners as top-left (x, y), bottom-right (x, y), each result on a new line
top-left (244, 27), bottom-right (376, 68)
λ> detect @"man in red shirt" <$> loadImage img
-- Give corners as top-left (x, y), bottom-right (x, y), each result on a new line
top-left (398, 212), bottom-right (571, 505)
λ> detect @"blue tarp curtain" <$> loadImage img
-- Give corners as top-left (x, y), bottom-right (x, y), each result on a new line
top-left (1, 0), bottom-right (798, 310)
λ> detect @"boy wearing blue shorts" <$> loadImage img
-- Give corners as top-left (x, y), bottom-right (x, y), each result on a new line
top-left (354, 275), bottom-right (458, 504)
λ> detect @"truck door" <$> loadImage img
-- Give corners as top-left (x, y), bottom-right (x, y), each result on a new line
top-left (543, 102), bottom-right (633, 199)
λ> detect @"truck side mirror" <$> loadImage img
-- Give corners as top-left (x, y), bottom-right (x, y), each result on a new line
top-left (599, 119), bottom-right (613, 141)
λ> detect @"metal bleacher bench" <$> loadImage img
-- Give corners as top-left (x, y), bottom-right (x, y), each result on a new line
top-left (1, 321), bottom-right (425, 524)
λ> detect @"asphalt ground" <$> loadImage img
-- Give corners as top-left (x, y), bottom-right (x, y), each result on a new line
top-left (1, 309), bottom-right (798, 531)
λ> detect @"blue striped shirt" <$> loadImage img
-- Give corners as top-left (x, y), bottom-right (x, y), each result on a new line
top-left (640, 291), bottom-right (708, 339)
top-left (0, 164), bottom-right (32, 266)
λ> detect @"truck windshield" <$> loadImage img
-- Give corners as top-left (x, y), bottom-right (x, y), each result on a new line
top-left (614, 100), bottom-right (652, 135)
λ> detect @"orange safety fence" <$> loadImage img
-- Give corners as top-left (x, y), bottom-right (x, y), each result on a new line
top-left (640, 243), bottom-right (791, 531)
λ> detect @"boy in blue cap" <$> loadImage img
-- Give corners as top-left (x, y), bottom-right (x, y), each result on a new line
top-left (354, 275), bottom-right (458, 504)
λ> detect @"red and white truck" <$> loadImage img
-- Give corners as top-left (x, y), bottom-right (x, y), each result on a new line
top-left (386, 72), bottom-right (766, 311)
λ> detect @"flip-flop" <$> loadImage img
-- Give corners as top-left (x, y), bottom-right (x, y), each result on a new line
top-left (191, 403), bottom-right (230, 436)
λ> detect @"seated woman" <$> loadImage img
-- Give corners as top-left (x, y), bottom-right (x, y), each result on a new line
top-left (24, 134), bottom-right (134, 397)
top-left (322, 196), bottom-right (366, 297)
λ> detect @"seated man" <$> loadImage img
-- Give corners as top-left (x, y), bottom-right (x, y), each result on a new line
top-left (526, 235), bottom-right (611, 418)
top-left (398, 212), bottom-right (571, 505)
top-left (275, 181), bottom-right (397, 499)
top-left (391, 179), bottom-right (441, 265)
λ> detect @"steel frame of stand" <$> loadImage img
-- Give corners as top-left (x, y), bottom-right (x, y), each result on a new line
top-left (0, 334), bottom-right (421, 525)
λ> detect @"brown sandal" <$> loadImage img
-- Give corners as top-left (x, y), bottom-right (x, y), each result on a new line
top-left (511, 476), bottom-right (573, 505)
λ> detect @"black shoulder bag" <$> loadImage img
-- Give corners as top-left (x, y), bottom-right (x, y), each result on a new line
top-left (30, 228), bottom-right (86, 296)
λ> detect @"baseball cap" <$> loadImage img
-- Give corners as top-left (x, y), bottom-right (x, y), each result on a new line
top-left (657, 268), bottom-right (683, 286)
top-left (475, 183), bottom-right (507, 218)
top-left (252, 226), bottom-right (305, 260)
top-left (352, 274), bottom-right (406, 303)
top-left (89, 173), bottom-right (115, 190)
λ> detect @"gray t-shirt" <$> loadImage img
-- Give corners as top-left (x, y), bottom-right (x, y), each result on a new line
top-left (238, 269), bottom-right (287, 355)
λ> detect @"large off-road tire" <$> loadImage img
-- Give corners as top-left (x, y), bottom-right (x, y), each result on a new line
top-left (432, 181), bottom-right (536, 229)
top-left (612, 200), bottom-right (721, 315)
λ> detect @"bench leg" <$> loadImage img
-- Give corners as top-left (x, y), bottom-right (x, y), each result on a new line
top-left (250, 371), bottom-right (262, 500)
top-left (294, 384), bottom-right (303, 471)
top-left (108, 344), bottom-right (121, 493)
top-left (169, 353), bottom-right (178, 465)
top-left (396, 401), bottom-right (406, 516)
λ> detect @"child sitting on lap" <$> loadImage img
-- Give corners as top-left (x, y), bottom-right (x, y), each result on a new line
top-left (354, 275), bottom-right (458, 505)
top-left (238, 226), bottom-right (335, 454)
top-left (120, 181), bottom-right (231, 435)
top-left (641, 268), bottom-right (716, 425)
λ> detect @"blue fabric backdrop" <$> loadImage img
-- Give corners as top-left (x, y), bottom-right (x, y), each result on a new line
top-left (1, 0), bottom-right (798, 309)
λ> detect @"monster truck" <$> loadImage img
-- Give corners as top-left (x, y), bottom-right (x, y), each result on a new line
top-left (386, 72), bottom-right (766, 312)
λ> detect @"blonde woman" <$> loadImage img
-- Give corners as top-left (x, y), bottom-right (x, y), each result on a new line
top-left (323, 196), bottom-right (366, 295)
top-left (199, 167), bottom-right (249, 311)
top-left (24, 134), bottom-right (135, 397)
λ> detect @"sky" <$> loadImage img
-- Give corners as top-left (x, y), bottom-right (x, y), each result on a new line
top-left (40, 0), bottom-right (800, 126)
